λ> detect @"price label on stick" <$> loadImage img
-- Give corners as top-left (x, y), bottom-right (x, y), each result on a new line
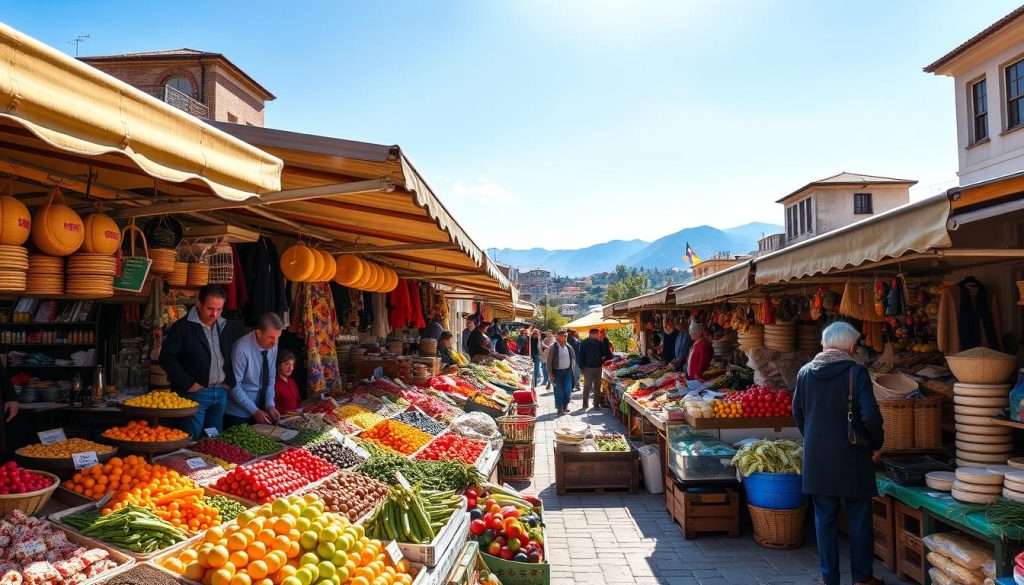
top-left (38, 428), bottom-right (66, 445)
top-left (205, 427), bottom-right (219, 438)
top-left (94, 491), bottom-right (114, 509)
top-left (72, 451), bottom-right (98, 470)
top-left (186, 457), bottom-right (208, 469)
top-left (280, 429), bottom-right (299, 441)
top-left (386, 540), bottom-right (403, 565)
top-left (395, 471), bottom-right (412, 490)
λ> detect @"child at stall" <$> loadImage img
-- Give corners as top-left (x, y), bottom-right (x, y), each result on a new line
top-left (274, 349), bottom-right (302, 414)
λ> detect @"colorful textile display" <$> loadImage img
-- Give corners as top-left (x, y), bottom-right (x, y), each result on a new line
top-left (295, 282), bottom-right (342, 394)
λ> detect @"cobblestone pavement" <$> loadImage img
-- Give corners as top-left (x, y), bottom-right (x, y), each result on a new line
top-left (507, 384), bottom-right (901, 585)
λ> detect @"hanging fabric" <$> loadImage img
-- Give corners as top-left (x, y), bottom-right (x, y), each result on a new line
top-left (225, 243), bottom-right (248, 311)
top-left (389, 279), bottom-right (413, 329)
top-left (372, 292), bottom-right (391, 338)
top-left (938, 278), bottom-right (1001, 353)
top-left (408, 280), bottom-right (426, 329)
top-left (295, 282), bottom-right (342, 394)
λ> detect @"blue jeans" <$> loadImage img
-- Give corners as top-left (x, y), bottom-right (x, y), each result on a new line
top-left (180, 388), bottom-right (227, 440)
top-left (812, 495), bottom-right (874, 585)
top-left (532, 357), bottom-right (541, 387)
top-left (553, 368), bottom-right (574, 411)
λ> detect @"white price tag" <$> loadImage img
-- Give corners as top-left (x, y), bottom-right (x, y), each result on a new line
top-left (186, 457), bottom-right (209, 469)
top-left (38, 428), bottom-right (66, 445)
top-left (373, 367), bottom-right (384, 380)
top-left (94, 491), bottom-right (114, 509)
top-left (280, 429), bottom-right (299, 441)
top-left (72, 451), bottom-right (98, 470)
top-left (395, 471), bottom-right (412, 490)
top-left (205, 427), bottom-right (219, 438)
top-left (385, 540), bottom-right (403, 565)
top-left (16, 540), bottom-right (45, 557)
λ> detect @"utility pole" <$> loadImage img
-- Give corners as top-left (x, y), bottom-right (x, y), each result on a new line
top-left (69, 35), bottom-right (90, 56)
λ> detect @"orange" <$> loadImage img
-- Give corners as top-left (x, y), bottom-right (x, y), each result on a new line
top-left (208, 546), bottom-right (230, 569)
top-left (271, 535), bottom-right (290, 552)
top-left (229, 551), bottom-right (248, 567)
top-left (246, 541), bottom-right (268, 561)
top-left (211, 569), bottom-right (233, 585)
top-left (230, 574), bottom-right (252, 585)
top-left (227, 533), bottom-right (248, 552)
top-left (247, 560), bottom-right (269, 580)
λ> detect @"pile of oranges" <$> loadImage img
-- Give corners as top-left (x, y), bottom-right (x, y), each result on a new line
top-left (358, 420), bottom-right (431, 456)
top-left (101, 420), bottom-right (190, 442)
top-left (63, 455), bottom-right (221, 533)
top-left (160, 494), bottom-right (414, 585)
top-left (712, 399), bottom-right (743, 418)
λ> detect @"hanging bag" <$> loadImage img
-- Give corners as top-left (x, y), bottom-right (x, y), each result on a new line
top-left (847, 367), bottom-right (873, 448)
top-left (113, 222), bottom-right (152, 293)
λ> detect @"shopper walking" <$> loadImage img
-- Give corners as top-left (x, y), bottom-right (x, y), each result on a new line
top-left (225, 312), bottom-right (284, 428)
top-left (516, 327), bottom-right (530, 357)
top-left (160, 284), bottom-right (236, 439)
top-left (577, 328), bottom-right (611, 410)
top-left (545, 331), bottom-right (577, 415)
top-left (567, 330), bottom-right (582, 382)
top-left (793, 321), bottom-right (885, 585)
top-left (540, 331), bottom-right (555, 389)
top-left (530, 329), bottom-right (542, 388)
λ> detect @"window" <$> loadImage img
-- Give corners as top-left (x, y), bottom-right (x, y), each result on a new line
top-left (787, 206), bottom-right (797, 238)
top-left (971, 78), bottom-right (988, 142)
top-left (854, 193), bottom-right (873, 214)
top-left (798, 200), bottom-right (806, 234)
top-left (804, 197), bottom-right (813, 232)
top-left (227, 113), bottom-right (238, 123)
top-left (1007, 58), bottom-right (1024, 129)
top-left (164, 76), bottom-right (193, 97)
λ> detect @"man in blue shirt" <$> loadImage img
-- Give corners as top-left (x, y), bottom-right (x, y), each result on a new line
top-left (225, 312), bottom-right (284, 427)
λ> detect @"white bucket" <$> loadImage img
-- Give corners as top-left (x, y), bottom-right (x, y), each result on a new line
top-left (638, 444), bottom-right (664, 494)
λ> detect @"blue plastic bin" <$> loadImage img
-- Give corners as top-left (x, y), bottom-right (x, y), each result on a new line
top-left (743, 472), bottom-right (805, 510)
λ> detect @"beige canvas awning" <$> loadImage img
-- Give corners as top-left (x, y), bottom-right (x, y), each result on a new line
top-left (565, 310), bottom-right (632, 332)
top-left (0, 23), bottom-right (281, 201)
top-left (626, 286), bottom-right (673, 310)
top-left (674, 261), bottom-right (752, 306)
top-left (754, 195), bottom-right (952, 284)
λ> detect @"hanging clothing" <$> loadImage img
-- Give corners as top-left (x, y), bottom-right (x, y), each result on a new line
top-left (225, 244), bottom-right (248, 311)
top-left (937, 281), bottom-right (1001, 354)
top-left (389, 279), bottom-right (413, 329)
top-left (408, 280), bottom-right (426, 329)
top-left (237, 237), bottom-right (286, 326)
top-left (295, 282), bottom-right (342, 395)
top-left (360, 291), bottom-right (374, 331)
top-left (372, 292), bottom-right (391, 338)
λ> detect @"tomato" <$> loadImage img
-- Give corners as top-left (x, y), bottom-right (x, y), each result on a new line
top-left (489, 517), bottom-right (504, 532)
top-left (470, 519), bottom-right (487, 536)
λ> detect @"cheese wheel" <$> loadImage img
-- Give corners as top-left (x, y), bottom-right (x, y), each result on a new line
top-left (1009, 457), bottom-right (1024, 470)
top-left (955, 440), bottom-right (1013, 455)
top-left (956, 467), bottom-right (1005, 484)
top-left (951, 487), bottom-right (998, 504)
top-left (307, 248), bottom-right (325, 282)
top-left (1002, 487), bottom-right (1024, 502)
top-left (333, 255), bottom-right (364, 287)
top-left (954, 414), bottom-right (998, 425)
top-left (956, 451), bottom-right (1013, 464)
top-left (957, 459), bottom-right (989, 468)
top-left (958, 432), bottom-right (1012, 445)
top-left (953, 383), bottom-right (1011, 397)
top-left (954, 395), bottom-right (1010, 407)
top-left (955, 423), bottom-right (1014, 436)
top-left (363, 262), bottom-right (384, 292)
top-left (954, 404), bottom-right (1007, 416)
top-left (925, 471), bottom-right (954, 491)
top-left (1004, 477), bottom-right (1024, 493)
top-left (1005, 470), bottom-right (1024, 482)
top-left (280, 244), bottom-right (316, 282)
top-left (316, 249), bottom-right (336, 282)
top-left (952, 480), bottom-right (1002, 495)
top-left (350, 260), bottom-right (376, 290)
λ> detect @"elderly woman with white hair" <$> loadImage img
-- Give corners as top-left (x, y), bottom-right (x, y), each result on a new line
top-left (685, 320), bottom-right (712, 380)
top-left (793, 321), bottom-right (885, 585)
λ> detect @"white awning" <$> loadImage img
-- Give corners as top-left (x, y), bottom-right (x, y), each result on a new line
top-left (674, 261), bottom-right (752, 306)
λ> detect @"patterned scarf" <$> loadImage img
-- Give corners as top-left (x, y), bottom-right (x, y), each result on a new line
top-left (810, 348), bottom-right (853, 367)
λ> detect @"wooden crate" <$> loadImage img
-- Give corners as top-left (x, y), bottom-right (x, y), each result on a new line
top-left (554, 447), bottom-right (639, 495)
top-left (355, 359), bottom-right (400, 380)
top-left (873, 495), bottom-right (896, 572)
top-left (672, 487), bottom-right (740, 540)
top-left (664, 474), bottom-right (676, 517)
top-left (894, 502), bottom-right (926, 585)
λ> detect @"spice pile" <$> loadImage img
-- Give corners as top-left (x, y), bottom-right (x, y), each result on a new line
top-left (217, 425), bottom-right (280, 456)
top-left (359, 420), bottom-right (432, 456)
top-left (313, 472), bottom-right (389, 522)
top-left (392, 410), bottom-right (447, 435)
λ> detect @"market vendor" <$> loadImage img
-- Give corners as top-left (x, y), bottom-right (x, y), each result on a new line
top-left (226, 312), bottom-right (284, 427)
top-left (159, 284), bottom-right (235, 439)
top-left (685, 321), bottom-right (712, 379)
top-left (661, 318), bottom-right (679, 363)
top-left (466, 321), bottom-right (494, 360)
top-left (437, 331), bottom-right (459, 371)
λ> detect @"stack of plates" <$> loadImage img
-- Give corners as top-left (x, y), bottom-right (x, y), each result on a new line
top-left (764, 322), bottom-right (796, 351)
top-left (737, 326), bottom-right (764, 350)
top-left (951, 467), bottom-right (1004, 504)
top-left (0, 245), bottom-right (27, 292)
top-left (924, 470), bottom-right (955, 491)
top-left (797, 324), bottom-right (822, 354)
top-left (66, 252), bottom-right (116, 298)
top-left (387, 341), bottom-right (405, 356)
top-left (26, 253), bottom-right (64, 295)
top-left (419, 339), bottom-right (438, 356)
top-left (953, 382), bottom-right (1012, 466)
top-left (1008, 457), bottom-right (1024, 470)
top-left (1003, 470), bottom-right (1024, 502)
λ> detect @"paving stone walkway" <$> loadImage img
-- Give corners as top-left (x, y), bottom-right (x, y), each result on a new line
top-left (508, 384), bottom-right (902, 585)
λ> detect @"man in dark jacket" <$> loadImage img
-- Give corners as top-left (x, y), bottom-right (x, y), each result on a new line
top-left (577, 328), bottom-right (610, 410)
top-left (466, 322), bottom-right (493, 360)
top-left (160, 284), bottom-right (237, 439)
top-left (661, 318), bottom-right (679, 364)
top-left (792, 321), bottom-right (884, 585)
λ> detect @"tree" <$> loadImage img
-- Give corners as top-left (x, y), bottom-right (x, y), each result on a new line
top-left (604, 264), bottom-right (649, 305)
top-left (535, 304), bottom-right (568, 332)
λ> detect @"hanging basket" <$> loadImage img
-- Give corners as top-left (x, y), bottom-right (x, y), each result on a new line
top-left (150, 248), bottom-right (176, 274)
top-left (143, 215), bottom-right (183, 249)
top-left (208, 243), bottom-right (233, 284)
top-left (167, 262), bottom-right (188, 287)
top-left (187, 263), bottom-right (210, 287)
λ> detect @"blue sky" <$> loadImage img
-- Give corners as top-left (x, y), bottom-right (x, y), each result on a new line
top-left (5, 1), bottom-right (1021, 249)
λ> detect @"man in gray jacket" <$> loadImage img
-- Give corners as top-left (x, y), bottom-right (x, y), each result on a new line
top-left (545, 331), bottom-right (578, 415)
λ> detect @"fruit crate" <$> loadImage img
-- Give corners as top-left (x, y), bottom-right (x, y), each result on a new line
top-left (553, 444), bottom-right (639, 495)
top-left (671, 486), bottom-right (740, 540)
top-left (481, 524), bottom-right (550, 585)
top-left (895, 501), bottom-right (926, 585)
top-left (396, 508), bottom-right (471, 567)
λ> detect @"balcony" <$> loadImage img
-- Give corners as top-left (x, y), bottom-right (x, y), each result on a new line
top-left (160, 85), bottom-right (209, 118)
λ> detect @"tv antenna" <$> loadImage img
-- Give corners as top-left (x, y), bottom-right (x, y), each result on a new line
top-left (69, 34), bottom-right (90, 56)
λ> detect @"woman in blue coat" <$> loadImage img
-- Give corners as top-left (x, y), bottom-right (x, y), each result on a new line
top-left (792, 321), bottom-right (885, 585)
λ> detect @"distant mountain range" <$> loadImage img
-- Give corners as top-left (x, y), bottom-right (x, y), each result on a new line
top-left (490, 222), bottom-right (782, 277)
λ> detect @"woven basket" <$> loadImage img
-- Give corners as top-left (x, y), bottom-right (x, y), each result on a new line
top-left (150, 248), bottom-right (176, 274)
top-left (749, 503), bottom-right (807, 549)
top-left (499, 443), bottom-right (535, 480)
top-left (186, 263), bottom-right (210, 287)
top-left (0, 470), bottom-right (59, 516)
top-left (166, 261), bottom-right (188, 287)
top-left (879, 399), bottom-right (915, 451)
top-left (913, 396), bottom-right (944, 449)
top-left (419, 339), bottom-right (438, 356)
top-left (497, 415), bottom-right (536, 444)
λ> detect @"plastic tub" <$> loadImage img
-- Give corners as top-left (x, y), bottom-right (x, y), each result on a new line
top-left (638, 445), bottom-right (663, 494)
top-left (743, 472), bottom-right (805, 510)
